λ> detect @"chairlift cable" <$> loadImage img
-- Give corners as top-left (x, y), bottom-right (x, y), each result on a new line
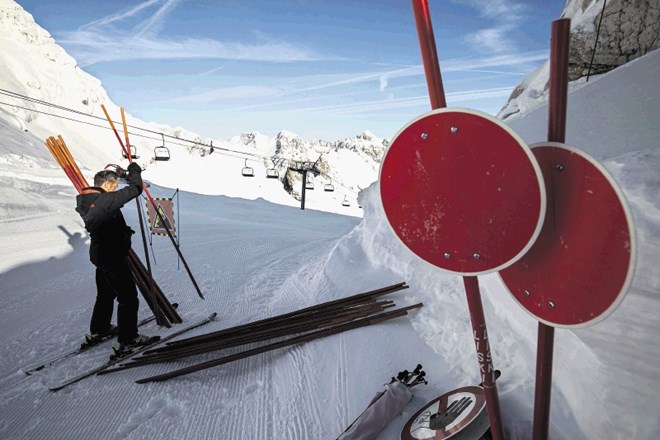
top-left (3, 88), bottom-right (371, 193)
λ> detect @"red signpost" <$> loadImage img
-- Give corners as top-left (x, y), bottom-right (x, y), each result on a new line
top-left (498, 19), bottom-right (635, 440)
top-left (383, 2), bottom-right (547, 439)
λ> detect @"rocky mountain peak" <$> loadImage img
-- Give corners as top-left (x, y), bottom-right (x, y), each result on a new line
top-left (498, 0), bottom-right (659, 120)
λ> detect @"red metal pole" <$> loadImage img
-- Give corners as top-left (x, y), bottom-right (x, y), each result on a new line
top-left (533, 18), bottom-right (571, 440)
top-left (410, 0), bottom-right (447, 109)
top-left (464, 276), bottom-right (505, 440)
top-left (548, 19), bottom-right (571, 143)
top-left (410, 1), bottom-right (505, 437)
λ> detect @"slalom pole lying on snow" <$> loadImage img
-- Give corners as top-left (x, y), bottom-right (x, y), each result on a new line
top-left (100, 104), bottom-right (205, 300)
top-left (101, 283), bottom-right (408, 371)
top-left (132, 302), bottom-right (423, 384)
top-left (163, 281), bottom-right (408, 348)
top-left (103, 297), bottom-right (400, 371)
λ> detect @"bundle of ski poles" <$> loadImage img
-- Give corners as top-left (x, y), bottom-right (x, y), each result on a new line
top-left (96, 282), bottom-right (422, 384)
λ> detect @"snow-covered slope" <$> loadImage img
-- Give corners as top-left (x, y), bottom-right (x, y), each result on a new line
top-left (0, 1), bottom-right (659, 439)
top-left (0, 46), bottom-right (658, 440)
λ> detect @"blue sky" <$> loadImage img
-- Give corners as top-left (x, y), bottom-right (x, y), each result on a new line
top-left (18, 0), bottom-right (565, 141)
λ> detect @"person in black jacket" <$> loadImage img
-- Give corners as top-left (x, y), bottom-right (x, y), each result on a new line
top-left (76, 162), bottom-right (156, 349)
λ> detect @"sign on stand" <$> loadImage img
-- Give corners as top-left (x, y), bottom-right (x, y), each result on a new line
top-left (499, 143), bottom-right (635, 327)
top-left (379, 108), bottom-right (546, 275)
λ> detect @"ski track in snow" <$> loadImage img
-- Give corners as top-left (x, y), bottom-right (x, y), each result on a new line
top-left (0, 197), bottom-right (392, 440)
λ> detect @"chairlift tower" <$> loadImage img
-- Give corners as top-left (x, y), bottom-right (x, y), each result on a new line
top-left (288, 159), bottom-right (320, 210)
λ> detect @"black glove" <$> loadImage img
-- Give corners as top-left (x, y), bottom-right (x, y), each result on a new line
top-left (126, 162), bottom-right (144, 192)
top-left (127, 162), bottom-right (142, 174)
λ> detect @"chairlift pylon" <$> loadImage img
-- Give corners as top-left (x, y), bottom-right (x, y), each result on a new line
top-left (241, 158), bottom-right (254, 177)
top-left (154, 134), bottom-right (170, 161)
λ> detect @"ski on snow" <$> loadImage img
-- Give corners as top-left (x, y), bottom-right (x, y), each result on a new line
top-left (22, 308), bottom-right (175, 376)
top-left (48, 312), bottom-right (217, 392)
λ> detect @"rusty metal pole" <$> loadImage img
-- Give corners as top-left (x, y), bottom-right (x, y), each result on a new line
top-left (464, 276), bottom-right (505, 440)
top-left (533, 18), bottom-right (571, 440)
top-left (410, 0), bottom-right (447, 109)
top-left (411, 1), bottom-right (505, 438)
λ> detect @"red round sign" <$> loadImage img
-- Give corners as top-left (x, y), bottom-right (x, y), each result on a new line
top-left (499, 143), bottom-right (635, 328)
top-left (380, 108), bottom-right (545, 275)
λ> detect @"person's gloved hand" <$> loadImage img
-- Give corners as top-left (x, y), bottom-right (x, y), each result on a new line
top-left (127, 162), bottom-right (142, 174)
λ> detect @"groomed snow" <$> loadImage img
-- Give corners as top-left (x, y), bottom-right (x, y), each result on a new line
top-left (0, 1), bottom-right (659, 438)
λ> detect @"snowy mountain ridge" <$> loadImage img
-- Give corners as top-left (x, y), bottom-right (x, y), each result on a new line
top-left (0, 0), bottom-right (386, 216)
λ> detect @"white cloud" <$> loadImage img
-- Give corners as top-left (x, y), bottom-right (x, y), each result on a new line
top-left (270, 86), bottom-right (514, 114)
top-left (195, 66), bottom-right (226, 77)
top-left (453, 0), bottom-right (529, 53)
top-left (156, 85), bottom-right (281, 104)
top-left (453, 0), bottom-right (527, 20)
top-left (134, 0), bottom-right (184, 38)
top-left (197, 52), bottom-right (545, 111)
top-left (379, 75), bottom-right (388, 92)
top-left (465, 26), bottom-right (515, 53)
top-left (79, 0), bottom-right (162, 30)
top-left (59, 0), bottom-right (332, 66)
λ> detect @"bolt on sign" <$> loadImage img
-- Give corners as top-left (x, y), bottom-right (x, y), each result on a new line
top-left (145, 198), bottom-right (176, 237)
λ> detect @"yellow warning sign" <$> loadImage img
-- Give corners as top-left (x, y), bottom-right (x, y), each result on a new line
top-left (146, 198), bottom-right (176, 237)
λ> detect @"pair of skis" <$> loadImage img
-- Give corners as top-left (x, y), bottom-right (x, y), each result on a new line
top-left (47, 312), bottom-right (217, 392)
top-left (23, 312), bottom-right (164, 376)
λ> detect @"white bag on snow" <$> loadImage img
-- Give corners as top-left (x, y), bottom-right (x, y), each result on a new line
top-left (337, 381), bottom-right (413, 440)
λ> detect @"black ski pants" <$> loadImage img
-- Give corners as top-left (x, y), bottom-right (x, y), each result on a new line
top-left (91, 257), bottom-right (139, 344)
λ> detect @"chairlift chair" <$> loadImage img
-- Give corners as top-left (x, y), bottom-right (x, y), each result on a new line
top-left (324, 183), bottom-right (335, 192)
top-left (342, 197), bottom-right (351, 207)
top-left (305, 179), bottom-right (314, 190)
top-left (154, 147), bottom-right (170, 161)
top-left (154, 134), bottom-right (170, 161)
top-left (122, 145), bottom-right (138, 159)
top-left (241, 158), bottom-right (254, 177)
top-left (266, 168), bottom-right (279, 179)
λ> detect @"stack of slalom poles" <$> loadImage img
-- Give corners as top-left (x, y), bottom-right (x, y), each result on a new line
top-left (44, 135), bottom-right (182, 327)
top-left (97, 282), bottom-right (422, 383)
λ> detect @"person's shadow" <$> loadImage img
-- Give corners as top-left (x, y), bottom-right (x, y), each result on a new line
top-left (57, 225), bottom-right (86, 250)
